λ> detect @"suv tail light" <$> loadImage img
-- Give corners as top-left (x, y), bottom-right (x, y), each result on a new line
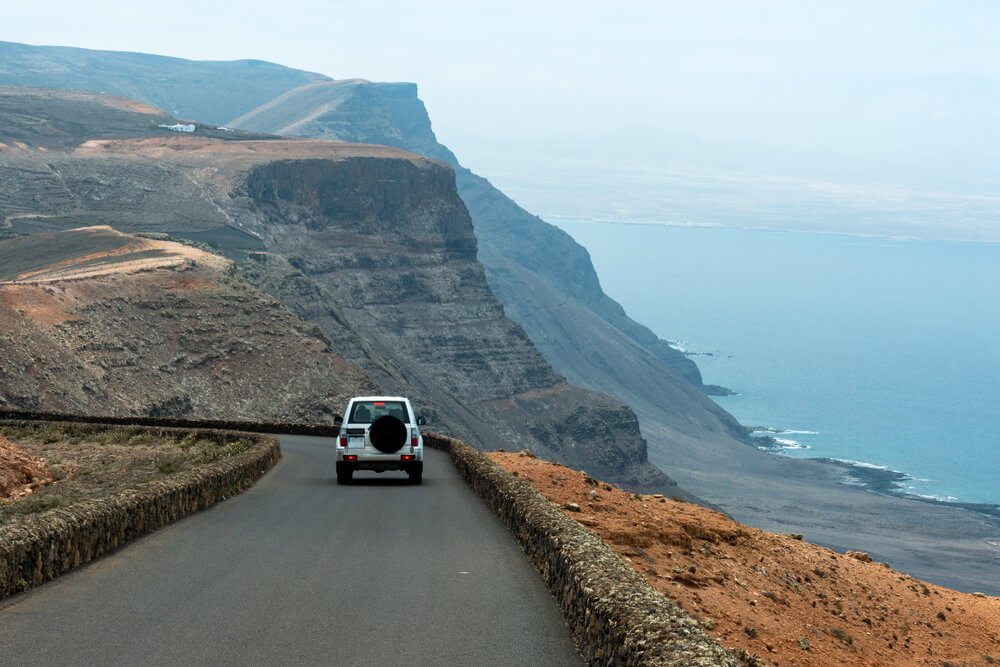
top-left (410, 428), bottom-right (418, 447)
top-left (339, 435), bottom-right (347, 447)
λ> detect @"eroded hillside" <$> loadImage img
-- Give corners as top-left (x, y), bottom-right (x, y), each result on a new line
top-left (0, 226), bottom-right (375, 420)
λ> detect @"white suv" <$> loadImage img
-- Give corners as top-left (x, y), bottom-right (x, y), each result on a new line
top-left (335, 396), bottom-right (426, 485)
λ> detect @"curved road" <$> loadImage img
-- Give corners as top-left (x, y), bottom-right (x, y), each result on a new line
top-left (0, 435), bottom-right (581, 666)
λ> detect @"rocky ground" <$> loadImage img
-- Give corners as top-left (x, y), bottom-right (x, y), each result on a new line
top-left (491, 451), bottom-right (1000, 667)
top-left (0, 435), bottom-right (52, 503)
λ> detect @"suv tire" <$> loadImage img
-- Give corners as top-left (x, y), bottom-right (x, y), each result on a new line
top-left (336, 462), bottom-right (353, 485)
top-left (408, 462), bottom-right (423, 485)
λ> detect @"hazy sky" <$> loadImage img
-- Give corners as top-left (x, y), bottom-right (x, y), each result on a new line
top-left (4, 1), bottom-right (999, 234)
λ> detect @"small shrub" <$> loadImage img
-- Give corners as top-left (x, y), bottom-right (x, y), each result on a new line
top-left (6, 493), bottom-right (64, 515)
top-left (831, 627), bottom-right (853, 645)
top-left (156, 457), bottom-right (183, 474)
top-left (223, 439), bottom-right (250, 457)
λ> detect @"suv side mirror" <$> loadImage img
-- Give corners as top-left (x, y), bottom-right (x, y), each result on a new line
top-left (416, 416), bottom-right (427, 426)
top-left (334, 416), bottom-right (343, 426)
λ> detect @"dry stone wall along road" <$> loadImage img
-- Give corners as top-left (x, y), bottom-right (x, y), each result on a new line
top-left (0, 436), bottom-right (581, 666)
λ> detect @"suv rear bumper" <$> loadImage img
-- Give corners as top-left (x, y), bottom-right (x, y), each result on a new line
top-left (337, 460), bottom-right (423, 474)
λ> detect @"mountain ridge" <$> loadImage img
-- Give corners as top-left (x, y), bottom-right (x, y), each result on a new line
top-left (0, 40), bottom-right (328, 124)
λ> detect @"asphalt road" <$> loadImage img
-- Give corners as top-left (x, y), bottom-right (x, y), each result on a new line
top-left (0, 436), bottom-right (581, 666)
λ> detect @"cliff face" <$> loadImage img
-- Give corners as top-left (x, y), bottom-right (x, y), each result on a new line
top-left (234, 156), bottom-right (673, 487)
top-left (0, 88), bottom-right (676, 491)
top-left (1, 45), bottom-right (752, 461)
top-left (231, 81), bottom-right (444, 159)
top-left (0, 226), bottom-right (376, 420)
top-left (230, 80), bottom-right (752, 454)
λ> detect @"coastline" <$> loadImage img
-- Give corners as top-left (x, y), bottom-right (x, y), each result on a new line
top-left (817, 457), bottom-right (1000, 520)
top-left (556, 219), bottom-right (1000, 527)
top-left (551, 218), bottom-right (1000, 592)
top-left (646, 417), bottom-right (1000, 596)
top-left (748, 428), bottom-right (1000, 520)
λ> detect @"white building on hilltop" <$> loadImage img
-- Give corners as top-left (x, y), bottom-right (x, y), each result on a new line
top-left (158, 123), bottom-right (196, 133)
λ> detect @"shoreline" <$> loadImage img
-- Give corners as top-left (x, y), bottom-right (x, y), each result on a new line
top-left (643, 414), bottom-right (1000, 595)
top-left (749, 429), bottom-right (1000, 520)
top-left (817, 456), bottom-right (1000, 520)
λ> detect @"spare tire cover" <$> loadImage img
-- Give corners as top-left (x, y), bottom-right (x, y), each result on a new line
top-left (368, 415), bottom-right (407, 453)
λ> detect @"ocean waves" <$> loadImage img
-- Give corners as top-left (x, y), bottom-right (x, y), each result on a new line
top-left (748, 426), bottom-right (817, 451)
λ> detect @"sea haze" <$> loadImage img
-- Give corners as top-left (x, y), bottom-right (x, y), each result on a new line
top-left (555, 220), bottom-right (1000, 505)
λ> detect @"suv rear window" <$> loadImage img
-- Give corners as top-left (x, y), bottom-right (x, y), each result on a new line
top-left (349, 401), bottom-right (409, 424)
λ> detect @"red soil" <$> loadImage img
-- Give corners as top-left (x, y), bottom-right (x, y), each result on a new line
top-left (490, 451), bottom-right (1000, 667)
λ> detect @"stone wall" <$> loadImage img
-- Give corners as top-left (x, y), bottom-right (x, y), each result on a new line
top-left (0, 410), bottom-right (340, 437)
top-left (425, 433), bottom-right (748, 667)
top-left (0, 419), bottom-right (281, 600)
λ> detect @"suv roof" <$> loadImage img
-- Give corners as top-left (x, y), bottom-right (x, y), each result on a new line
top-left (348, 395), bottom-right (410, 402)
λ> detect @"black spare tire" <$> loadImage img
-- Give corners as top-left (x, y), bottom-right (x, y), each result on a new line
top-left (368, 415), bottom-right (407, 453)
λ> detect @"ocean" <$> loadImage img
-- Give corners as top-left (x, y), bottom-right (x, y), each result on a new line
top-left (552, 220), bottom-right (1000, 505)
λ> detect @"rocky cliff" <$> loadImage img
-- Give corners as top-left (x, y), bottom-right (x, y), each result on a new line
top-left (0, 87), bottom-right (676, 491)
top-left (230, 80), bottom-right (753, 454)
top-left (1, 43), bottom-right (751, 464)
